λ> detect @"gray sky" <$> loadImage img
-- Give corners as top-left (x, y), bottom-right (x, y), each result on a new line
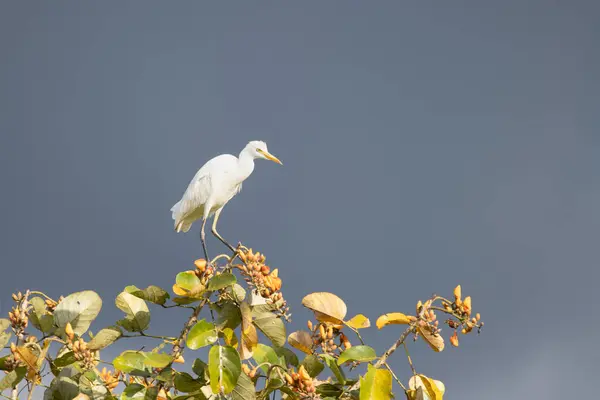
top-left (1, 1), bottom-right (598, 398)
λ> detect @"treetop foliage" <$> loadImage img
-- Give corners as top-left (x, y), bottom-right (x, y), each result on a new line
top-left (1, 245), bottom-right (484, 400)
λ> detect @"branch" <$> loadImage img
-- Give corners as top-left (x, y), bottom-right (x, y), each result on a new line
top-left (156, 297), bottom-right (209, 392)
top-left (346, 324), bottom-right (415, 394)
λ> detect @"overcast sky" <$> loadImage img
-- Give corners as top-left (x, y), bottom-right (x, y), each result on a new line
top-left (1, 2), bottom-right (598, 399)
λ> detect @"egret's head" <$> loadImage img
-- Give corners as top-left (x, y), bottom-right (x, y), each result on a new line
top-left (247, 140), bottom-right (283, 165)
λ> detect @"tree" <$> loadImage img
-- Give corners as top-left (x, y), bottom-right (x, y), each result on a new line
top-left (0, 245), bottom-right (483, 399)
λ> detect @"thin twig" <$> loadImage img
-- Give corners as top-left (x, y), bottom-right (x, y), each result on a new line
top-left (347, 324), bottom-right (416, 394)
top-left (403, 342), bottom-right (417, 376)
top-left (384, 362), bottom-right (407, 391)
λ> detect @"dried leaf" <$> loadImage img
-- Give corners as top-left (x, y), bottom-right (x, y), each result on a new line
top-left (418, 326), bottom-right (444, 352)
top-left (288, 331), bottom-right (313, 354)
top-left (302, 292), bottom-right (347, 324)
top-left (409, 375), bottom-right (445, 400)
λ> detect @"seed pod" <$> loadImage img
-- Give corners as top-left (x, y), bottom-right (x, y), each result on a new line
top-left (285, 373), bottom-right (294, 385)
top-left (416, 300), bottom-right (423, 314)
top-left (65, 322), bottom-right (75, 341)
top-left (461, 328), bottom-right (467, 334)
top-left (319, 325), bottom-right (326, 339)
top-left (463, 296), bottom-right (472, 315)
top-left (194, 259), bottom-right (207, 272)
top-left (261, 265), bottom-right (270, 275)
top-left (173, 355), bottom-right (185, 364)
top-left (327, 326), bottom-right (333, 339)
top-left (328, 339), bottom-right (334, 346)
top-left (450, 331), bottom-right (459, 347)
top-left (454, 285), bottom-right (462, 301)
top-left (298, 365), bottom-right (310, 381)
top-left (331, 344), bottom-right (337, 351)
top-left (476, 313), bottom-right (481, 321)
top-left (343, 340), bottom-right (352, 349)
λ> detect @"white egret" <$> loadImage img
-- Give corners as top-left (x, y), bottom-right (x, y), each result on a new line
top-left (171, 140), bottom-right (282, 260)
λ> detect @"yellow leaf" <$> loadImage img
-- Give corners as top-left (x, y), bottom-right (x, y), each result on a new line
top-left (221, 328), bottom-right (239, 348)
top-left (345, 314), bottom-right (371, 329)
top-left (240, 302), bottom-right (257, 359)
top-left (301, 292), bottom-right (347, 324)
top-left (405, 388), bottom-right (425, 400)
top-left (287, 331), bottom-right (313, 355)
top-left (172, 284), bottom-right (189, 296)
top-left (409, 375), bottom-right (445, 399)
top-left (418, 326), bottom-right (444, 352)
top-left (15, 346), bottom-right (39, 380)
top-left (376, 313), bottom-right (412, 329)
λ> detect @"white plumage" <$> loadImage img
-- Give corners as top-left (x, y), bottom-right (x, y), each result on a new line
top-left (171, 140), bottom-right (282, 259)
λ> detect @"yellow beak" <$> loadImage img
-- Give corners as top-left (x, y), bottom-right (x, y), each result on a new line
top-left (259, 149), bottom-right (283, 165)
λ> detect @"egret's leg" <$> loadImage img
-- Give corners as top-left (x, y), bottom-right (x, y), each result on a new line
top-left (200, 218), bottom-right (210, 262)
top-left (211, 207), bottom-right (236, 252)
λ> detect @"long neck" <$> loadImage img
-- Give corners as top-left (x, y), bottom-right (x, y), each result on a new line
top-left (237, 147), bottom-right (256, 181)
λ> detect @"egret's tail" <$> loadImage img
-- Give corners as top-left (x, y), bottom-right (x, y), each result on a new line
top-left (175, 220), bottom-right (193, 233)
top-left (171, 201), bottom-right (192, 233)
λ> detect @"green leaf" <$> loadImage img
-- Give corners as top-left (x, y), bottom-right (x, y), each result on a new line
top-left (207, 272), bottom-right (237, 291)
top-left (0, 332), bottom-right (11, 349)
top-left (359, 364), bottom-right (392, 400)
top-left (0, 356), bottom-right (8, 371)
top-left (301, 355), bottom-right (324, 378)
top-left (125, 285), bottom-right (170, 306)
top-left (232, 372), bottom-right (256, 400)
top-left (0, 366), bottom-right (26, 391)
top-left (213, 301), bottom-right (242, 330)
top-left (87, 326), bottom-right (122, 350)
top-left (29, 297), bottom-right (55, 333)
top-left (208, 345), bottom-right (242, 394)
top-left (121, 383), bottom-right (146, 399)
top-left (79, 371), bottom-right (108, 399)
top-left (143, 352), bottom-right (173, 368)
top-left (115, 291), bottom-right (150, 332)
top-left (174, 372), bottom-right (203, 393)
top-left (54, 351), bottom-right (77, 367)
top-left (251, 344), bottom-right (281, 373)
top-left (53, 290), bottom-right (102, 336)
top-left (186, 320), bottom-right (218, 350)
top-left (253, 312), bottom-right (286, 347)
top-left (155, 367), bottom-right (175, 384)
top-left (113, 351), bottom-right (151, 377)
top-left (320, 354), bottom-right (345, 383)
top-left (275, 346), bottom-right (299, 367)
top-left (0, 319), bottom-right (10, 332)
top-left (173, 297), bottom-right (200, 305)
top-left (229, 284), bottom-right (247, 302)
top-left (337, 345), bottom-right (377, 365)
top-left (192, 359), bottom-right (209, 381)
top-left (176, 272), bottom-right (202, 291)
top-left (316, 383), bottom-right (344, 397)
top-left (47, 376), bottom-right (80, 400)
